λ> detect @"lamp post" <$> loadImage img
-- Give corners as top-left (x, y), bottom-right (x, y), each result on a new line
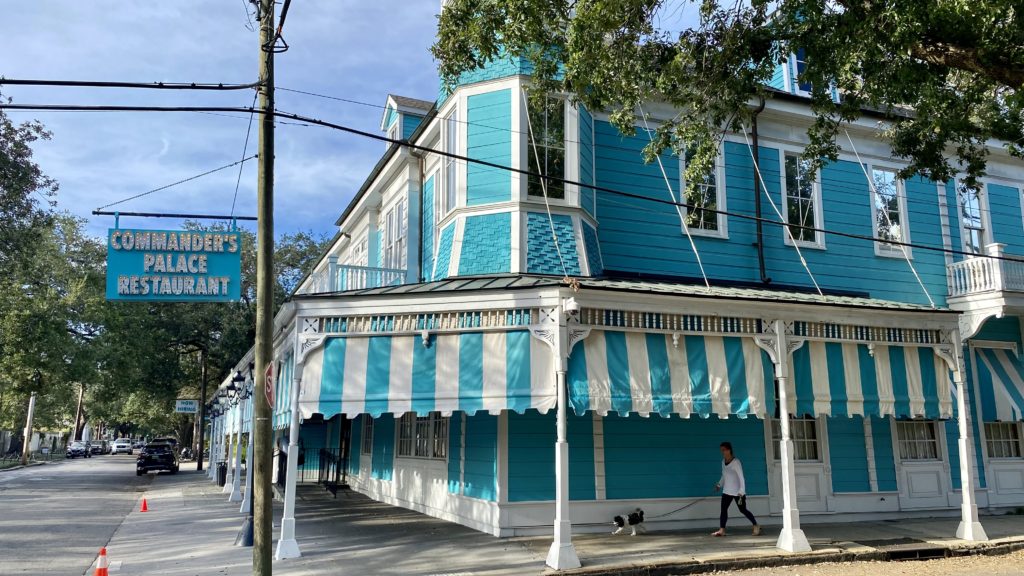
top-left (236, 368), bottom-right (256, 547)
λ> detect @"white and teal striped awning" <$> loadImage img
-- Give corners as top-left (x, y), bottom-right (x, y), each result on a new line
top-left (975, 347), bottom-right (1024, 421)
top-left (297, 330), bottom-right (556, 419)
top-left (567, 331), bottom-right (953, 419)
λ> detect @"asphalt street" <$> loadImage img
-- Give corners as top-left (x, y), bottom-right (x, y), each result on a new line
top-left (0, 453), bottom-right (151, 575)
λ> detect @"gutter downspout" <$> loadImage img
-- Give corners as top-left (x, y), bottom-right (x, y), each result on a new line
top-left (751, 96), bottom-right (770, 284)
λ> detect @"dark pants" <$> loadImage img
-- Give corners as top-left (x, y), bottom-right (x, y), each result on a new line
top-left (720, 494), bottom-right (757, 529)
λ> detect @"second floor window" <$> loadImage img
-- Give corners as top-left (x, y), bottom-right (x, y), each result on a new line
top-left (527, 95), bottom-right (566, 199)
top-left (681, 145), bottom-right (724, 235)
top-left (348, 237), bottom-right (367, 267)
top-left (794, 48), bottom-right (812, 93)
top-left (957, 182), bottom-right (987, 254)
top-left (870, 167), bottom-right (908, 255)
top-left (783, 153), bottom-right (821, 246)
top-left (442, 109), bottom-right (458, 217)
top-left (383, 199), bottom-right (407, 270)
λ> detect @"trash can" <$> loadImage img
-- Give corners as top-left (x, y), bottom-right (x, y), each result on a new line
top-left (217, 462), bottom-right (228, 487)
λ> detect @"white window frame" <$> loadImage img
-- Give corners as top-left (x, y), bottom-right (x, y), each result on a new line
top-left (780, 150), bottom-right (825, 249)
top-left (771, 416), bottom-right (821, 462)
top-left (382, 198), bottom-right (408, 271)
top-left (396, 412), bottom-right (449, 460)
top-left (895, 420), bottom-right (942, 462)
top-left (955, 179), bottom-right (991, 256)
top-left (347, 235), bottom-right (368, 267)
top-left (679, 143), bottom-right (728, 239)
top-left (360, 417), bottom-right (374, 456)
top-left (984, 421), bottom-right (1024, 460)
top-left (792, 48), bottom-right (812, 97)
top-left (525, 94), bottom-right (569, 203)
top-left (387, 121), bottom-right (400, 148)
top-left (866, 164), bottom-right (912, 258)
top-left (441, 107), bottom-right (459, 219)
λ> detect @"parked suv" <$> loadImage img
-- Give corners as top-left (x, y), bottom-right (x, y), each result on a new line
top-left (136, 442), bottom-right (179, 476)
top-left (90, 441), bottom-right (106, 455)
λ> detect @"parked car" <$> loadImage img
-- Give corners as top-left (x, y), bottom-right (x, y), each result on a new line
top-left (66, 441), bottom-right (91, 458)
top-left (90, 441), bottom-right (106, 455)
top-left (153, 437), bottom-right (178, 450)
top-left (137, 442), bottom-right (179, 476)
top-left (111, 439), bottom-right (133, 455)
top-left (132, 440), bottom-right (145, 449)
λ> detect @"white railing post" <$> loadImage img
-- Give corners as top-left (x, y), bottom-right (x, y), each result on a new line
top-left (327, 256), bottom-right (339, 292)
top-left (986, 243), bottom-right (1006, 292)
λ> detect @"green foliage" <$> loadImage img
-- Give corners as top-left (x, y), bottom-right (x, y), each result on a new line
top-left (434, 0), bottom-right (1024, 191)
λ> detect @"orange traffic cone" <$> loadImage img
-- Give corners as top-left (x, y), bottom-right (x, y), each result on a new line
top-left (94, 547), bottom-right (109, 576)
top-left (140, 498), bottom-right (149, 512)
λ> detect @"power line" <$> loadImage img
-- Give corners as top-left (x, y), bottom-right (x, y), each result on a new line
top-left (231, 93), bottom-right (260, 218)
top-left (1, 101), bottom-right (1012, 267)
top-left (96, 154), bottom-right (258, 211)
top-left (0, 79), bottom-right (260, 90)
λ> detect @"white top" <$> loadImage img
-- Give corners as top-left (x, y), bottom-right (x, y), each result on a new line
top-left (719, 457), bottom-right (746, 496)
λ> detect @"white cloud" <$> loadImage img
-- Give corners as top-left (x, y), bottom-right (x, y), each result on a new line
top-left (5, 0), bottom-right (440, 238)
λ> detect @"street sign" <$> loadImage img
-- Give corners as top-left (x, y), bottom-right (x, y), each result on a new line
top-left (265, 363), bottom-right (275, 408)
top-left (175, 399), bottom-right (199, 413)
top-left (105, 228), bottom-right (242, 302)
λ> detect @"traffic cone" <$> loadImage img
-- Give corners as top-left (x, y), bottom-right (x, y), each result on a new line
top-left (94, 547), bottom-right (109, 576)
top-left (140, 498), bottom-right (148, 512)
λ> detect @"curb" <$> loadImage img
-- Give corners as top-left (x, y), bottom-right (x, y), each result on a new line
top-left (0, 461), bottom-right (47, 473)
top-left (554, 539), bottom-right (1024, 576)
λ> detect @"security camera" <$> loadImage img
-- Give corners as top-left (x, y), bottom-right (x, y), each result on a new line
top-left (563, 297), bottom-right (580, 313)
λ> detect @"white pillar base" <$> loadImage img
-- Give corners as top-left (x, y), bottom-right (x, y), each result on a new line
top-left (222, 473), bottom-right (234, 494)
top-left (776, 527), bottom-right (812, 553)
top-left (228, 484), bottom-right (242, 503)
top-left (957, 520), bottom-right (988, 542)
top-left (274, 518), bottom-right (301, 560)
top-left (545, 541), bottom-right (581, 570)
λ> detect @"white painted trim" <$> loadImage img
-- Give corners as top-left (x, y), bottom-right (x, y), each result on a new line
top-left (448, 216), bottom-right (466, 277)
top-left (937, 183), bottom-right (955, 267)
top-left (592, 411), bottom-right (606, 500)
top-left (510, 207), bottom-right (523, 274)
top-left (497, 411), bottom-right (509, 504)
top-left (572, 215), bottom-right (589, 276)
top-left (864, 417), bottom-right (879, 492)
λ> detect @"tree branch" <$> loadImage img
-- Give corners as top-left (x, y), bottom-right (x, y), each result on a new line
top-left (909, 42), bottom-right (1024, 88)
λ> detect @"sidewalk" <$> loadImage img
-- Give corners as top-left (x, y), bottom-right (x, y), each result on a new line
top-left (100, 467), bottom-right (1024, 576)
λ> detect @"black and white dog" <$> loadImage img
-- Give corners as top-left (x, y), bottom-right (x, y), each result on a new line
top-left (612, 508), bottom-right (646, 536)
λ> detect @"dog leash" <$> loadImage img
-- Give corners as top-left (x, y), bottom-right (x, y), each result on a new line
top-left (645, 492), bottom-right (717, 520)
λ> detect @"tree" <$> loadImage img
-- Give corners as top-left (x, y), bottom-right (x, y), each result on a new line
top-left (433, 0), bottom-right (1024, 189)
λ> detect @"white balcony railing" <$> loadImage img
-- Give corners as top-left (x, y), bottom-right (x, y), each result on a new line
top-left (298, 263), bottom-right (406, 295)
top-left (947, 243), bottom-right (1024, 298)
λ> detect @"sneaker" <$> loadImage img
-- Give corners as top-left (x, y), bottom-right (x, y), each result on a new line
top-left (753, 525), bottom-right (762, 536)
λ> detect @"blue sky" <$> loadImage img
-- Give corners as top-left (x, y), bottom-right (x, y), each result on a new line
top-left (5, 1), bottom-right (441, 239)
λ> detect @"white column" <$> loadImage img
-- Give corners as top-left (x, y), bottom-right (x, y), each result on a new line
top-left (953, 345), bottom-right (988, 541)
top-left (229, 401), bottom-right (244, 502)
top-left (241, 398), bottom-right (255, 514)
top-left (773, 320), bottom-right (811, 553)
top-left (208, 416), bottom-right (219, 481)
top-left (545, 300), bottom-right (581, 570)
top-left (275, 372), bottom-right (303, 560)
top-left (223, 407), bottom-right (236, 493)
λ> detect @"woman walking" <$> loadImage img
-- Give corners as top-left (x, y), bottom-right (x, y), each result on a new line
top-left (712, 441), bottom-right (760, 536)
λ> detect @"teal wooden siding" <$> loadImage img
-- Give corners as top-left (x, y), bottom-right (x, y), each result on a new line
top-left (440, 53), bottom-right (532, 103)
top-left (448, 412), bottom-right (463, 494)
top-left (463, 413), bottom-right (498, 501)
top-left (582, 223), bottom-right (603, 276)
top-left (371, 415), bottom-right (395, 481)
top-left (298, 421), bottom-right (328, 476)
top-left (871, 417), bottom-right (897, 491)
top-left (602, 414), bottom-right (767, 499)
top-left (458, 212), bottom-right (512, 275)
top-left (433, 223), bottom-right (455, 280)
top-left (826, 417), bottom-right (871, 493)
top-left (768, 60), bottom-right (788, 91)
top-left (383, 106), bottom-right (398, 129)
top-left (349, 415), bottom-right (362, 476)
top-left (975, 317), bottom-right (1023, 347)
top-left (506, 410), bottom-right (596, 502)
top-left (466, 89), bottom-right (513, 206)
top-left (593, 122), bottom-right (948, 306)
top-left (403, 114), bottom-right (423, 140)
top-left (421, 175), bottom-right (435, 282)
top-left (526, 212), bottom-right (581, 276)
top-left (579, 105), bottom-right (596, 217)
top-left (988, 183), bottom-right (1024, 254)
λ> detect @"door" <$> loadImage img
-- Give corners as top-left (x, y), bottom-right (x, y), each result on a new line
top-left (894, 420), bottom-right (950, 509)
top-left (767, 417), bottom-right (830, 514)
top-left (983, 422), bottom-right (1024, 507)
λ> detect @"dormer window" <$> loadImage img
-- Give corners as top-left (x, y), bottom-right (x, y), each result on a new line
top-left (387, 122), bottom-right (400, 148)
top-left (794, 48), bottom-right (812, 94)
top-left (527, 95), bottom-right (566, 200)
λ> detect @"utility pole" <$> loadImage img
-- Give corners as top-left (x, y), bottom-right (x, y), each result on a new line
top-left (197, 345), bottom-right (209, 472)
top-left (253, 0), bottom-right (276, 573)
top-left (20, 391), bottom-right (37, 466)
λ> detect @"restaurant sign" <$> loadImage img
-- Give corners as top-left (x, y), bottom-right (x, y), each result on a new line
top-left (106, 228), bottom-right (242, 302)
